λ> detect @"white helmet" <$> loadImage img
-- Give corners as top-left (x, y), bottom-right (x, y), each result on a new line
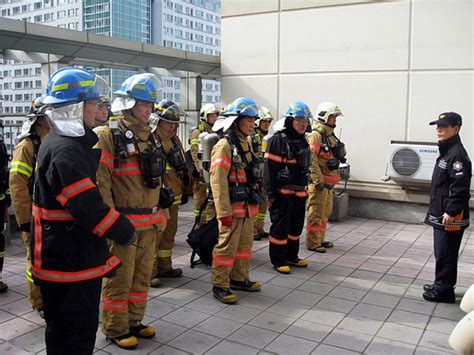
top-left (199, 103), bottom-right (220, 122)
top-left (316, 102), bottom-right (343, 124)
top-left (255, 106), bottom-right (274, 127)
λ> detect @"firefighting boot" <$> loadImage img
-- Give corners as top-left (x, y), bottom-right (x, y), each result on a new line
top-left (212, 286), bottom-right (237, 304)
top-left (309, 246), bottom-right (326, 253)
top-left (322, 241), bottom-right (334, 248)
top-left (150, 276), bottom-right (161, 288)
top-left (157, 268), bottom-right (183, 278)
top-left (0, 281), bottom-right (8, 293)
top-left (274, 265), bottom-right (291, 274)
top-left (230, 279), bottom-right (262, 292)
top-left (253, 233), bottom-right (262, 241)
top-left (107, 333), bottom-right (138, 350)
top-left (130, 324), bottom-right (156, 339)
top-left (287, 259), bottom-right (308, 268)
top-left (37, 308), bottom-right (45, 319)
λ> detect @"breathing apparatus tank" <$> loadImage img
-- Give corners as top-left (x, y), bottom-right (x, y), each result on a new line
top-left (201, 133), bottom-right (220, 187)
top-left (261, 133), bottom-right (273, 154)
top-left (197, 131), bottom-right (209, 168)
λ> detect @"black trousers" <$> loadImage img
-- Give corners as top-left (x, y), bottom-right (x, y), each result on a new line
top-left (269, 194), bottom-right (306, 266)
top-left (0, 206), bottom-right (5, 275)
top-left (41, 278), bottom-right (102, 355)
top-left (433, 228), bottom-right (464, 293)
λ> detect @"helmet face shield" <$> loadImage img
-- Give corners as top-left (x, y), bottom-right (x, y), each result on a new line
top-left (114, 73), bottom-right (163, 103)
top-left (157, 103), bottom-right (186, 123)
top-left (94, 75), bottom-right (110, 102)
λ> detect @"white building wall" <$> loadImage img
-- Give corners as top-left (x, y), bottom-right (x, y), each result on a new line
top-left (221, 0), bottom-right (473, 201)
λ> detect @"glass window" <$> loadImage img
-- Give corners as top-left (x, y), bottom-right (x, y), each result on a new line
top-left (34, 15), bottom-right (42, 22)
top-left (195, 10), bottom-right (203, 19)
top-left (44, 13), bottom-right (51, 21)
top-left (34, 2), bottom-right (42, 10)
top-left (14, 69), bottom-right (21, 76)
top-left (23, 69), bottom-right (29, 76)
top-left (175, 17), bottom-right (182, 25)
top-left (12, 7), bottom-right (21, 15)
top-left (57, 10), bottom-right (66, 19)
top-left (15, 94), bottom-right (23, 101)
top-left (16, 106), bottom-right (23, 113)
top-left (36, 80), bottom-right (42, 88)
top-left (35, 67), bottom-right (41, 75)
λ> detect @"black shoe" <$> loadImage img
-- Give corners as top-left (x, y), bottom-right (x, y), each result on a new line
top-left (157, 268), bottom-right (183, 278)
top-left (422, 289), bottom-right (455, 304)
top-left (0, 281), bottom-right (8, 293)
top-left (253, 233), bottom-right (262, 241)
top-left (213, 286), bottom-right (237, 304)
top-left (230, 279), bottom-right (261, 292)
top-left (261, 232), bottom-right (269, 238)
top-left (423, 283), bottom-right (435, 292)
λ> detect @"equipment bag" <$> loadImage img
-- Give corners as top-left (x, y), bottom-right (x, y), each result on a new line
top-left (186, 194), bottom-right (218, 268)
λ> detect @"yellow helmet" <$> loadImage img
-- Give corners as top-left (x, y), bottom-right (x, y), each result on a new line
top-left (199, 103), bottom-right (220, 122)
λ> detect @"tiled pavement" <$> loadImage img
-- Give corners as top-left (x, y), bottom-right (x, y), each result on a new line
top-left (0, 202), bottom-right (472, 354)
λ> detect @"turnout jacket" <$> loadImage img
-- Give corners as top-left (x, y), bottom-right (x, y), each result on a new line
top-left (31, 127), bottom-right (135, 284)
top-left (307, 123), bottom-right (340, 187)
top-left (264, 127), bottom-right (310, 200)
top-left (210, 130), bottom-right (259, 219)
top-left (425, 134), bottom-right (471, 231)
top-left (10, 128), bottom-right (48, 231)
top-left (95, 111), bottom-right (167, 231)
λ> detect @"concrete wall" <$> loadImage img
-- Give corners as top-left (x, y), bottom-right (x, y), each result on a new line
top-left (220, 0), bottom-right (473, 210)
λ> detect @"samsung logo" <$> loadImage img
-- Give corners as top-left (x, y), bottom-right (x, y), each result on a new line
top-left (419, 149), bottom-right (438, 153)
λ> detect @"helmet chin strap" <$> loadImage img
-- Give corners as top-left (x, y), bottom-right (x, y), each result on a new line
top-left (324, 122), bottom-right (336, 128)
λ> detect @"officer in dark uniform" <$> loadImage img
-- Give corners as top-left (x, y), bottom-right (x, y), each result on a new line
top-left (423, 112), bottom-right (471, 303)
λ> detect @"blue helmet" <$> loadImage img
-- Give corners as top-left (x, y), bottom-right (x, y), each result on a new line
top-left (114, 73), bottom-right (160, 103)
top-left (43, 67), bottom-right (107, 106)
top-left (224, 97), bottom-right (259, 118)
top-left (284, 101), bottom-right (313, 119)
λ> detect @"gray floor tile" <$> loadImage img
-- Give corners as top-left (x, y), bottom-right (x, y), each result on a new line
top-left (337, 315), bottom-right (383, 336)
top-left (227, 324), bottom-right (278, 349)
top-left (362, 291), bottom-right (401, 308)
top-left (377, 322), bottom-right (423, 345)
top-left (414, 346), bottom-right (456, 354)
top-left (148, 319), bottom-right (188, 344)
top-left (0, 317), bottom-right (41, 340)
top-left (236, 293), bottom-right (278, 310)
top-left (311, 343), bottom-right (360, 354)
top-left (365, 337), bottom-right (414, 355)
top-left (328, 286), bottom-right (367, 302)
top-left (206, 340), bottom-right (259, 355)
top-left (316, 296), bottom-right (357, 313)
top-left (148, 345), bottom-right (192, 354)
top-left (268, 275), bottom-right (306, 289)
top-left (0, 309), bottom-right (16, 324)
top-left (298, 280), bottom-right (336, 295)
top-left (184, 295), bottom-right (229, 315)
top-left (301, 308), bottom-right (345, 327)
top-left (158, 289), bottom-right (202, 306)
top-left (9, 327), bottom-right (46, 353)
top-left (285, 289), bottom-right (324, 306)
top-left (248, 311), bottom-right (296, 332)
top-left (418, 329), bottom-right (454, 352)
top-left (265, 334), bottom-right (318, 354)
top-left (284, 319), bottom-right (333, 342)
top-left (257, 284), bottom-right (293, 300)
top-left (386, 309), bottom-right (430, 329)
top-left (432, 302), bottom-right (466, 320)
top-left (193, 315), bottom-right (242, 338)
top-left (167, 330), bottom-right (221, 354)
top-left (266, 300), bottom-right (310, 318)
top-left (339, 277), bottom-right (376, 291)
top-left (146, 298), bottom-right (181, 318)
top-left (215, 304), bottom-right (261, 323)
top-left (161, 307), bottom-right (210, 328)
top-left (396, 298), bottom-right (436, 316)
top-left (426, 316), bottom-right (458, 334)
top-left (0, 341), bottom-right (31, 355)
top-left (349, 303), bottom-right (391, 321)
top-left (372, 282), bottom-right (408, 296)
top-left (323, 328), bottom-right (372, 352)
top-left (322, 265), bottom-right (354, 277)
top-left (102, 338), bottom-right (161, 355)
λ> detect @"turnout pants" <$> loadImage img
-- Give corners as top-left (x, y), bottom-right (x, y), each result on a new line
top-left (211, 217), bottom-right (253, 289)
top-left (254, 200), bottom-right (268, 235)
top-left (306, 185), bottom-right (333, 249)
top-left (41, 278), bottom-right (102, 355)
top-left (154, 205), bottom-right (178, 273)
top-left (21, 231), bottom-right (43, 310)
top-left (102, 228), bottom-right (156, 338)
top-left (269, 194), bottom-right (306, 266)
top-left (433, 228), bottom-right (464, 293)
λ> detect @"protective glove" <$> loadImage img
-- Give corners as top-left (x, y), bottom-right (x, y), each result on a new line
top-left (123, 232), bottom-right (138, 247)
top-left (316, 183), bottom-right (325, 191)
top-left (219, 216), bottom-right (233, 227)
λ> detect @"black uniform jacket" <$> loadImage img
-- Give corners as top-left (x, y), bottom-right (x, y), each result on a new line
top-left (31, 127), bottom-right (135, 284)
top-left (425, 134), bottom-right (471, 231)
top-left (264, 126), bottom-right (309, 200)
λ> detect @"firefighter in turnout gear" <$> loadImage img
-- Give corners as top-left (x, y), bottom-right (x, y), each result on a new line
top-left (252, 106), bottom-right (273, 241)
top-left (149, 100), bottom-right (190, 287)
top-left (210, 97), bottom-right (262, 304)
top-left (31, 67), bottom-right (136, 354)
top-left (306, 102), bottom-right (345, 253)
top-left (0, 133), bottom-right (10, 294)
top-left (9, 96), bottom-right (50, 317)
top-left (264, 102), bottom-right (312, 274)
top-left (95, 73), bottom-right (167, 350)
top-left (190, 103), bottom-right (220, 224)
top-left (94, 95), bottom-right (111, 127)
top-left (423, 112), bottom-right (471, 304)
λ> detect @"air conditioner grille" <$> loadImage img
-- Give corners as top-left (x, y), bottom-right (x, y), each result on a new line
top-left (392, 148), bottom-right (420, 176)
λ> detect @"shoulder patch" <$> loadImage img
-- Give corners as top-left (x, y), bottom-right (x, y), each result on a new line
top-left (453, 161), bottom-right (463, 171)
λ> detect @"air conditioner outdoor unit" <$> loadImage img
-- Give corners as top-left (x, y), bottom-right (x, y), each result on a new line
top-left (386, 141), bottom-right (439, 183)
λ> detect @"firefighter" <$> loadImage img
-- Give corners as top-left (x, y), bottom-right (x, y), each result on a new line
top-left (264, 102), bottom-right (312, 274)
top-left (252, 106), bottom-right (273, 241)
top-left (423, 112), bottom-right (471, 303)
top-left (149, 100), bottom-right (191, 287)
top-left (95, 73), bottom-right (167, 350)
top-left (210, 97), bottom-right (263, 304)
top-left (190, 103), bottom-right (220, 224)
top-left (306, 102), bottom-right (346, 253)
top-left (9, 96), bottom-right (50, 317)
top-left (94, 95), bottom-right (111, 127)
top-left (31, 67), bottom-right (136, 354)
top-left (0, 133), bottom-right (10, 294)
